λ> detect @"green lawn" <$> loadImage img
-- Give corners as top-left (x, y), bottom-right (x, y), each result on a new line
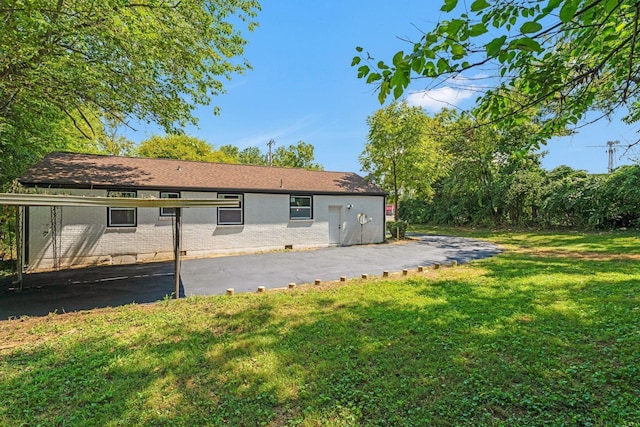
top-left (1, 229), bottom-right (639, 426)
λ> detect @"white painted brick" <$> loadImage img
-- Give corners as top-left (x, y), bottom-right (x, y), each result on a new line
top-left (26, 190), bottom-right (385, 271)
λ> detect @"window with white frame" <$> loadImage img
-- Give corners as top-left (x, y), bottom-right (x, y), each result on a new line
top-left (160, 191), bottom-right (180, 217)
top-left (217, 193), bottom-right (243, 225)
top-left (290, 195), bottom-right (312, 220)
top-left (107, 190), bottom-right (137, 227)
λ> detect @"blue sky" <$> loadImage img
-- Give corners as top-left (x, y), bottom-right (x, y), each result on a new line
top-left (127, 1), bottom-right (639, 175)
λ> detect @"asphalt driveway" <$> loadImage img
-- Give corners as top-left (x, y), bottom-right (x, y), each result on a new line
top-left (0, 235), bottom-right (501, 319)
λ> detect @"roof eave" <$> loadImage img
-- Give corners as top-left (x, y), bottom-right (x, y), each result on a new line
top-left (19, 180), bottom-right (386, 196)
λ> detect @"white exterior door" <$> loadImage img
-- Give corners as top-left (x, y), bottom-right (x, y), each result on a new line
top-left (328, 206), bottom-right (342, 245)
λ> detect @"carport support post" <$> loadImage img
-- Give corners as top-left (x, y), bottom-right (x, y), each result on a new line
top-left (174, 207), bottom-right (182, 299)
top-left (15, 206), bottom-right (24, 290)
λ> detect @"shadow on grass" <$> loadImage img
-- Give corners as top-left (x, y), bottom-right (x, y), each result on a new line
top-left (1, 254), bottom-right (639, 425)
top-left (415, 226), bottom-right (640, 255)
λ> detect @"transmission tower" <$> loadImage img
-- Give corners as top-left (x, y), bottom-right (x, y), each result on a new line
top-left (587, 140), bottom-right (620, 173)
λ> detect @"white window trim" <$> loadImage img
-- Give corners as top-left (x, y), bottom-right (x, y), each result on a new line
top-left (107, 190), bottom-right (137, 227)
top-left (217, 193), bottom-right (243, 225)
top-left (160, 191), bottom-right (181, 217)
top-left (290, 195), bottom-right (313, 220)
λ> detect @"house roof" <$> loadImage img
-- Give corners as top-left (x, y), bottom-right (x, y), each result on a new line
top-left (19, 152), bottom-right (386, 196)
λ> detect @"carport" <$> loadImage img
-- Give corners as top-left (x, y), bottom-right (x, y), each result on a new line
top-left (0, 193), bottom-right (239, 298)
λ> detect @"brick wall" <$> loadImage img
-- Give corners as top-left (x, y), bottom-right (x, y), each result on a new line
top-left (26, 189), bottom-right (385, 271)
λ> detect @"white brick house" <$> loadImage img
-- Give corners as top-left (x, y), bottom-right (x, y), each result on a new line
top-left (19, 152), bottom-right (386, 271)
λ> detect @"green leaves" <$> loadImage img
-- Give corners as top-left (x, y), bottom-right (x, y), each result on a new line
top-left (520, 21), bottom-right (542, 34)
top-left (445, 18), bottom-right (465, 35)
top-left (392, 50), bottom-right (405, 67)
top-left (357, 65), bottom-right (370, 79)
top-left (378, 81), bottom-right (391, 105)
top-left (366, 72), bottom-right (382, 84)
top-left (469, 23), bottom-right (488, 36)
top-left (361, 101), bottom-right (448, 202)
top-left (605, 0), bottom-right (619, 13)
top-left (486, 35), bottom-right (507, 57)
top-left (510, 37), bottom-right (543, 53)
top-left (436, 58), bottom-right (450, 74)
top-left (470, 0), bottom-right (490, 12)
top-left (559, 1), bottom-right (579, 22)
top-left (544, 0), bottom-right (563, 14)
top-left (355, 0), bottom-right (640, 144)
top-left (137, 135), bottom-right (218, 162)
top-left (0, 0), bottom-right (261, 185)
top-left (390, 63), bottom-right (411, 99)
top-left (272, 141), bottom-right (323, 170)
top-left (441, 0), bottom-right (458, 12)
top-left (451, 43), bottom-right (466, 58)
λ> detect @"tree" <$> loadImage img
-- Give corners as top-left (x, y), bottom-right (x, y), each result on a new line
top-left (95, 123), bottom-right (136, 157)
top-left (136, 135), bottom-right (233, 162)
top-left (239, 146), bottom-right (269, 166)
top-left (219, 144), bottom-right (269, 165)
top-left (272, 141), bottom-right (323, 170)
top-left (539, 166), bottom-right (597, 227)
top-left (501, 168), bottom-right (545, 226)
top-left (0, 105), bottom-right (101, 188)
top-left (360, 101), bottom-right (448, 220)
top-left (219, 145), bottom-right (241, 161)
top-left (353, 0), bottom-right (640, 146)
top-left (203, 141), bottom-right (323, 168)
top-left (587, 165), bottom-right (639, 228)
top-left (0, 0), bottom-right (259, 184)
top-left (407, 109), bottom-right (543, 225)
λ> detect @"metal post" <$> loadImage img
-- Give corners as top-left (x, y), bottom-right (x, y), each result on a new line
top-left (173, 207), bottom-right (182, 299)
top-left (15, 206), bottom-right (24, 290)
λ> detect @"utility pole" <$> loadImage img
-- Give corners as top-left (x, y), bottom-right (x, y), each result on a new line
top-left (267, 139), bottom-right (276, 166)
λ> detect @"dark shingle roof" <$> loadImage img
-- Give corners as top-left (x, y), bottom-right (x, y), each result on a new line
top-left (19, 152), bottom-right (385, 195)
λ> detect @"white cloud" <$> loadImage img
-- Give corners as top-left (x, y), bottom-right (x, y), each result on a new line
top-left (406, 76), bottom-right (482, 112)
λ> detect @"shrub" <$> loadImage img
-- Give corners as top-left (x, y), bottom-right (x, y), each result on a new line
top-left (386, 221), bottom-right (408, 239)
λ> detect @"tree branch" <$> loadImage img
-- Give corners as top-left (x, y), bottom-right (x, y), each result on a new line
top-left (60, 106), bottom-right (92, 139)
top-left (624, 4), bottom-right (640, 102)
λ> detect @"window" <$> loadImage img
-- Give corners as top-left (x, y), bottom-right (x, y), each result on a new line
top-left (217, 193), bottom-right (243, 225)
top-left (160, 191), bottom-right (180, 217)
top-left (290, 195), bottom-right (312, 220)
top-left (107, 190), bottom-right (137, 227)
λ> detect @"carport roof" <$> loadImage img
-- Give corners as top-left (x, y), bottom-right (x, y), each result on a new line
top-left (20, 152), bottom-right (386, 195)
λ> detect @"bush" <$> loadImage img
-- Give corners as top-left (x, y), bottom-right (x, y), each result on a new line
top-left (595, 165), bottom-right (640, 228)
top-left (386, 221), bottom-right (408, 239)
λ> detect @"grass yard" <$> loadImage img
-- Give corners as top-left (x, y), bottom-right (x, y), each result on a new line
top-left (1, 228), bottom-right (639, 426)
